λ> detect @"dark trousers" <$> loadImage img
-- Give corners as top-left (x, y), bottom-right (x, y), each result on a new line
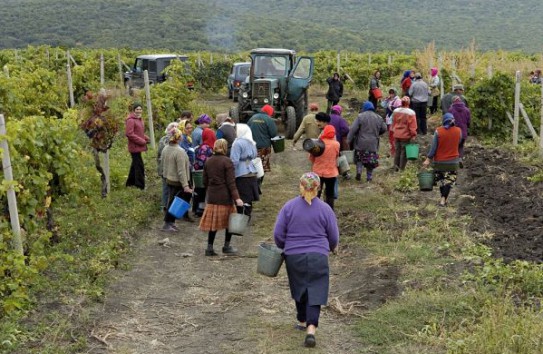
top-left (317, 177), bottom-right (336, 210)
top-left (295, 291), bottom-right (321, 327)
top-left (126, 152), bottom-right (145, 189)
top-left (394, 139), bottom-right (410, 171)
top-left (326, 99), bottom-right (339, 114)
top-left (412, 101), bottom-right (428, 135)
top-left (164, 184), bottom-right (191, 223)
top-left (430, 96), bottom-right (439, 114)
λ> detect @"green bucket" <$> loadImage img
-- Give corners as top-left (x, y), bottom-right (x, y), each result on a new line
top-left (192, 170), bottom-right (204, 188)
top-left (257, 243), bottom-right (284, 277)
top-left (405, 143), bottom-right (419, 160)
top-left (271, 136), bottom-right (285, 153)
top-left (418, 171), bottom-right (434, 191)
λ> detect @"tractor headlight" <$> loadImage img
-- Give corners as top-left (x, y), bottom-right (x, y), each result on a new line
top-left (253, 99), bottom-right (258, 105)
top-left (242, 92), bottom-right (248, 98)
top-left (273, 93), bottom-right (279, 99)
top-left (263, 98), bottom-right (269, 103)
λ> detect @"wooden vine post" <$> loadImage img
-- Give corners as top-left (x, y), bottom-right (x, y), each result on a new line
top-left (540, 79), bottom-right (543, 156)
top-left (100, 53), bottom-right (105, 86)
top-left (336, 50), bottom-right (340, 74)
top-left (66, 51), bottom-right (75, 108)
top-left (0, 114), bottom-right (24, 255)
top-left (143, 70), bottom-right (156, 149)
top-left (513, 71), bottom-right (521, 145)
top-left (117, 53), bottom-right (125, 89)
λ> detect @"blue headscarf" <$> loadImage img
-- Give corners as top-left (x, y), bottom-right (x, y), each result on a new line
top-left (442, 113), bottom-right (455, 129)
top-left (361, 101), bottom-right (375, 112)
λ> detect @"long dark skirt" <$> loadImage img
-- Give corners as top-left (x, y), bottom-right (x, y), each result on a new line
top-left (285, 253), bottom-right (329, 306)
top-left (235, 175), bottom-right (260, 203)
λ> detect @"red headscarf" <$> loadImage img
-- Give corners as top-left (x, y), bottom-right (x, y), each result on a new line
top-left (202, 128), bottom-right (216, 147)
top-left (321, 125), bottom-right (336, 140)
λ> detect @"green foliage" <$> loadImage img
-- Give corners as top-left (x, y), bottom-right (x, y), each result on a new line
top-left (193, 60), bottom-right (231, 91)
top-left (395, 164), bottom-right (419, 192)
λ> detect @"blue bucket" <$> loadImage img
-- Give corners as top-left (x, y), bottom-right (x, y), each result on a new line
top-left (168, 196), bottom-right (190, 219)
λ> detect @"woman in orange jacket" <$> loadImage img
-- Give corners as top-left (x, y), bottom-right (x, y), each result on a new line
top-left (309, 123), bottom-right (339, 210)
top-left (391, 96), bottom-right (417, 171)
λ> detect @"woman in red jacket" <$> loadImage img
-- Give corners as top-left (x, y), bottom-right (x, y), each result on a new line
top-left (125, 103), bottom-right (149, 189)
top-left (310, 124), bottom-right (339, 210)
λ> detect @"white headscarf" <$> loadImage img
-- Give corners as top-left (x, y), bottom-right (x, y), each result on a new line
top-left (235, 123), bottom-right (256, 145)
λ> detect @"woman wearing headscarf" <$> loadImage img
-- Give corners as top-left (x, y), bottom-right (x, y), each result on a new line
top-left (347, 101), bottom-right (387, 182)
top-left (401, 70), bottom-right (413, 97)
top-left (368, 69), bottom-right (381, 108)
top-left (423, 113), bottom-right (463, 207)
top-left (293, 103), bottom-right (320, 148)
top-left (230, 124), bottom-right (259, 217)
top-left (178, 119), bottom-right (195, 167)
top-left (158, 121), bottom-right (178, 210)
top-left (309, 124), bottom-right (339, 210)
top-left (161, 127), bottom-right (193, 231)
top-left (274, 172), bottom-right (339, 348)
top-left (192, 113), bottom-right (212, 148)
top-left (447, 96), bottom-right (471, 158)
top-left (381, 88), bottom-right (402, 156)
top-left (429, 67), bottom-right (440, 114)
top-left (329, 104), bottom-right (350, 151)
top-left (125, 102), bottom-right (149, 189)
top-left (192, 127), bottom-right (216, 217)
top-left (392, 96), bottom-right (417, 171)
top-left (199, 139), bottom-right (244, 256)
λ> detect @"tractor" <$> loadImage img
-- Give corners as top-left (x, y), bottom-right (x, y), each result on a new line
top-left (229, 48), bottom-right (314, 139)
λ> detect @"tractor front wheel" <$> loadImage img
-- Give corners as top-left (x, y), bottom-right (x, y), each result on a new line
top-left (286, 106), bottom-right (297, 139)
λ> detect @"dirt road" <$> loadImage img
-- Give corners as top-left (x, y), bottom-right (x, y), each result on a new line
top-left (87, 145), bottom-right (399, 354)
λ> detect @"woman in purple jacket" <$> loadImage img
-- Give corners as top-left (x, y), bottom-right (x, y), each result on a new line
top-left (274, 172), bottom-right (339, 348)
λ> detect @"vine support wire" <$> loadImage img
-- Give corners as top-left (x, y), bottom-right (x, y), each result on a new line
top-left (0, 114), bottom-right (24, 255)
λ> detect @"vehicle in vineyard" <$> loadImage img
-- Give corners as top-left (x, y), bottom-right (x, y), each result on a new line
top-left (124, 54), bottom-right (193, 91)
top-left (227, 62), bottom-right (251, 101)
top-left (229, 48), bottom-right (314, 139)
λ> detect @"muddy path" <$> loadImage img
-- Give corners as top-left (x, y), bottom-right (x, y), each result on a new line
top-left (87, 144), bottom-right (399, 353)
top-left (459, 144), bottom-right (543, 262)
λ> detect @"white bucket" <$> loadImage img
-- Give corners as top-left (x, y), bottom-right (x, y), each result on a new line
top-left (252, 157), bottom-right (265, 178)
top-left (337, 155), bottom-right (350, 174)
top-left (340, 150), bottom-right (355, 164)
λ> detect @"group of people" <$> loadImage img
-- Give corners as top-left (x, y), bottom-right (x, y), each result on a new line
top-left (123, 69), bottom-right (473, 347)
top-left (124, 103), bottom-right (282, 256)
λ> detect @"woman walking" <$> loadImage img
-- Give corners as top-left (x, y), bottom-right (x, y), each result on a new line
top-left (125, 103), bottom-right (149, 190)
top-left (392, 96), bottom-right (417, 171)
top-left (199, 139), bottom-right (244, 256)
top-left (429, 67), bottom-right (440, 114)
top-left (382, 88), bottom-right (402, 156)
top-left (347, 102), bottom-right (387, 182)
top-left (192, 128), bottom-right (216, 217)
top-left (423, 113), bottom-right (463, 207)
top-left (309, 124), bottom-right (339, 210)
top-left (158, 121), bottom-right (178, 210)
top-left (230, 124), bottom-right (259, 217)
top-left (368, 70), bottom-right (381, 108)
top-left (274, 172), bottom-right (339, 348)
top-left (161, 127), bottom-right (193, 231)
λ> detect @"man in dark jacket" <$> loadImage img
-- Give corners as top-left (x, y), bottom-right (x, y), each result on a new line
top-left (326, 73), bottom-right (343, 114)
top-left (247, 104), bottom-right (278, 173)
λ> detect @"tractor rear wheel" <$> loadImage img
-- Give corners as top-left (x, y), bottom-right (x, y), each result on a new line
top-left (229, 105), bottom-right (240, 123)
top-left (286, 106), bottom-right (297, 139)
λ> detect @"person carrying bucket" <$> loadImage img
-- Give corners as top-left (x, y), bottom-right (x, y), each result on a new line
top-left (199, 139), bottom-right (244, 256)
top-left (247, 104), bottom-right (278, 184)
top-left (309, 124), bottom-right (339, 210)
top-left (273, 172), bottom-right (339, 348)
top-left (230, 124), bottom-right (260, 218)
top-left (161, 127), bottom-right (193, 231)
top-left (423, 113), bottom-right (463, 207)
top-left (391, 96), bottom-right (417, 171)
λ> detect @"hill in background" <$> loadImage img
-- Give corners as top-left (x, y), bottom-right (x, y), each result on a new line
top-left (1, 0), bottom-right (542, 52)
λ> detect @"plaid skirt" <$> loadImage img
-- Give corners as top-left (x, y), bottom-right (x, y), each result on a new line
top-left (199, 204), bottom-right (236, 232)
top-left (258, 147), bottom-right (272, 172)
